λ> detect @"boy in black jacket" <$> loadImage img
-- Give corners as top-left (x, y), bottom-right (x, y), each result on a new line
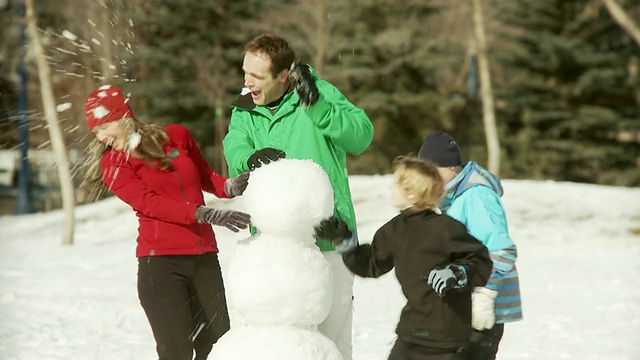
top-left (316, 156), bottom-right (492, 360)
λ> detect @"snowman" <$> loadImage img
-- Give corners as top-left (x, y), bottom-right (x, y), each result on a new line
top-left (210, 159), bottom-right (343, 360)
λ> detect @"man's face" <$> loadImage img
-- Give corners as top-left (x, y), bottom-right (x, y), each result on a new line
top-left (242, 51), bottom-right (288, 106)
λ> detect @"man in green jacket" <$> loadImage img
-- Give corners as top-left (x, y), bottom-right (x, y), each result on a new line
top-left (223, 33), bottom-right (374, 360)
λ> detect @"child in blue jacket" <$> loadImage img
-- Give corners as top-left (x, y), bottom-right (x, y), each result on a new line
top-left (418, 131), bottom-right (523, 360)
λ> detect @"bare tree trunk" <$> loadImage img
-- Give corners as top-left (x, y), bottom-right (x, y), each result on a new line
top-left (195, 42), bottom-right (228, 175)
top-left (25, 0), bottom-right (76, 245)
top-left (99, 5), bottom-right (115, 81)
top-left (602, 0), bottom-right (640, 47)
top-left (312, 0), bottom-right (328, 76)
top-left (214, 97), bottom-right (228, 176)
top-left (471, 0), bottom-right (500, 174)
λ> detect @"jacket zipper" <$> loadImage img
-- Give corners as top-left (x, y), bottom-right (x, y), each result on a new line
top-left (174, 171), bottom-right (205, 253)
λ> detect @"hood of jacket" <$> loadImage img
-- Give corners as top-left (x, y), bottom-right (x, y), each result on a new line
top-left (441, 161), bottom-right (503, 211)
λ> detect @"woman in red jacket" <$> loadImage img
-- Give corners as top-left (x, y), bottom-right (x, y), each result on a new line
top-left (83, 85), bottom-right (251, 360)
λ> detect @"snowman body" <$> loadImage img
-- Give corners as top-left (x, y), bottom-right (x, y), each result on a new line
top-left (211, 159), bottom-right (343, 360)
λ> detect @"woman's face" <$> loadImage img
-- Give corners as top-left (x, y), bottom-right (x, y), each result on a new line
top-left (391, 173), bottom-right (412, 210)
top-left (93, 121), bottom-right (126, 151)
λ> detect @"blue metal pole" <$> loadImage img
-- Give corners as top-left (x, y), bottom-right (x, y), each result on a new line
top-left (15, 1), bottom-right (32, 214)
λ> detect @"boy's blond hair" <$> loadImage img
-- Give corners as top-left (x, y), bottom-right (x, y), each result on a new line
top-left (392, 156), bottom-right (445, 211)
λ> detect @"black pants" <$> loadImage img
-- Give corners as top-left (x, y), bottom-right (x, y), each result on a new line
top-left (466, 324), bottom-right (504, 360)
top-left (388, 338), bottom-right (467, 360)
top-left (138, 253), bottom-right (230, 360)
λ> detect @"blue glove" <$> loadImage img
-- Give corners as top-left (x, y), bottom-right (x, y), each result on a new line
top-left (426, 264), bottom-right (467, 296)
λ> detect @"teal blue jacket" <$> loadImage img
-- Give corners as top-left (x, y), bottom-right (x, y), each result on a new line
top-left (443, 162), bottom-right (523, 324)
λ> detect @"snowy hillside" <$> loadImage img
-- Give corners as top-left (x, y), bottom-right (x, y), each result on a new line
top-left (1, 177), bottom-right (639, 360)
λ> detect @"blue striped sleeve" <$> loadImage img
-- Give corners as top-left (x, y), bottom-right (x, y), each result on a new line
top-left (486, 246), bottom-right (518, 290)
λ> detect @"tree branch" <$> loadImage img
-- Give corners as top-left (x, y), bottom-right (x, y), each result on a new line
top-left (602, 0), bottom-right (640, 47)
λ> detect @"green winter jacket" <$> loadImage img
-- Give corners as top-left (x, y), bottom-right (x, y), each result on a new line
top-left (223, 67), bottom-right (374, 251)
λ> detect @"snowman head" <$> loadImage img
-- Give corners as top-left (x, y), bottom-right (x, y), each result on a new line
top-left (242, 159), bottom-right (334, 239)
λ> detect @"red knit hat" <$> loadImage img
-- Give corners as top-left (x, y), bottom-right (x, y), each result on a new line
top-left (84, 85), bottom-right (134, 130)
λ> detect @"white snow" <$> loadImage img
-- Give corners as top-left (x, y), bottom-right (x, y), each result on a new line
top-left (241, 159), bottom-right (334, 237)
top-left (1, 177), bottom-right (639, 360)
top-left (91, 105), bottom-right (109, 119)
top-left (61, 30), bottom-right (78, 42)
top-left (214, 159), bottom-right (338, 359)
top-left (212, 325), bottom-right (342, 360)
top-left (223, 234), bottom-right (333, 327)
top-left (56, 102), bottom-right (72, 112)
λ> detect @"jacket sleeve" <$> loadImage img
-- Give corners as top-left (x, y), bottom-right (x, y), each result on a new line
top-left (100, 153), bottom-right (198, 225)
top-left (170, 125), bottom-right (229, 198)
top-left (450, 186), bottom-right (517, 288)
top-left (444, 218), bottom-right (493, 289)
top-left (302, 79), bottom-right (374, 155)
top-left (342, 220), bottom-right (395, 278)
top-left (222, 108), bottom-right (256, 177)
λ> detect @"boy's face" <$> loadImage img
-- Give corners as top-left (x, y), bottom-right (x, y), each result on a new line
top-left (242, 51), bottom-right (289, 106)
top-left (437, 166), bottom-right (458, 184)
top-left (391, 173), bottom-right (412, 210)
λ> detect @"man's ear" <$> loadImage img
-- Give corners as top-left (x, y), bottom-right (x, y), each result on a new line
top-left (278, 69), bottom-right (289, 83)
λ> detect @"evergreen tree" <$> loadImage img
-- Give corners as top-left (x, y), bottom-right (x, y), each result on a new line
top-left (495, 0), bottom-right (640, 185)
top-left (339, 0), bottom-right (475, 173)
top-left (238, 0), bottom-right (477, 174)
top-left (125, 0), bottom-right (260, 172)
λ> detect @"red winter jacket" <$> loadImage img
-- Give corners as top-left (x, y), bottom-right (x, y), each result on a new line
top-left (100, 124), bottom-right (229, 257)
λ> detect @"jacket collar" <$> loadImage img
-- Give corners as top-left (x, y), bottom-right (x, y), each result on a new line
top-left (231, 88), bottom-right (298, 122)
top-left (231, 87), bottom-right (296, 111)
top-left (400, 207), bottom-right (439, 217)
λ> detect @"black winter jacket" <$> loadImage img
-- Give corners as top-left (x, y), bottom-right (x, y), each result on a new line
top-left (342, 208), bottom-right (492, 351)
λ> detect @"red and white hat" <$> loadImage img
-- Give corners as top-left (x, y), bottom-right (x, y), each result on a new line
top-left (84, 85), bottom-right (134, 130)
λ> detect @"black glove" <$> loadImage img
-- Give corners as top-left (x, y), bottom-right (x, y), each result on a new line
top-left (224, 171), bottom-right (250, 197)
top-left (314, 216), bottom-right (357, 253)
top-left (425, 264), bottom-right (467, 297)
top-left (247, 148), bottom-right (286, 170)
top-left (288, 63), bottom-right (319, 107)
top-left (195, 206), bottom-right (251, 232)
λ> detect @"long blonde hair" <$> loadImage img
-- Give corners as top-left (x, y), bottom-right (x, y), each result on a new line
top-left (392, 156), bottom-right (445, 211)
top-left (81, 117), bottom-right (171, 201)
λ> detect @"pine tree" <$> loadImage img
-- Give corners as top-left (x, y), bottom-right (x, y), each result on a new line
top-left (339, 0), bottom-right (475, 173)
top-left (124, 0), bottom-right (260, 172)
top-left (238, 0), bottom-right (481, 173)
top-left (495, 0), bottom-right (640, 185)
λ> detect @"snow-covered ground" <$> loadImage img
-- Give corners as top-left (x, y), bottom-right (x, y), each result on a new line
top-left (1, 176), bottom-right (639, 360)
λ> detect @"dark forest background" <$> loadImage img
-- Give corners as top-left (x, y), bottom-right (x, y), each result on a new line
top-left (1, 0), bottom-right (639, 187)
